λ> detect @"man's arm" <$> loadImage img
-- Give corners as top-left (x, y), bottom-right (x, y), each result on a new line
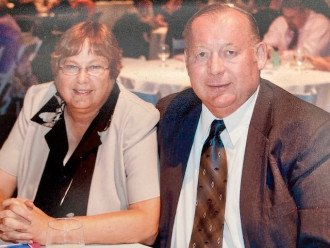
top-left (292, 119), bottom-right (330, 246)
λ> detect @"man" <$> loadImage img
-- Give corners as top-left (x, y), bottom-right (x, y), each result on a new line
top-left (156, 3), bottom-right (330, 248)
top-left (263, 0), bottom-right (330, 56)
top-left (252, 0), bottom-right (280, 39)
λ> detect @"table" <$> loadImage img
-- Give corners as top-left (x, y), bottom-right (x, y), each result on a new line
top-left (119, 58), bottom-right (189, 98)
top-left (118, 58), bottom-right (330, 112)
top-left (88, 245), bottom-right (147, 248)
top-left (0, 243), bottom-right (148, 248)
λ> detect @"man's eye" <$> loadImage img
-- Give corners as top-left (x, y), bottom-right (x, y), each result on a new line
top-left (193, 51), bottom-right (209, 62)
top-left (224, 50), bottom-right (237, 58)
top-left (197, 52), bottom-right (208, 58)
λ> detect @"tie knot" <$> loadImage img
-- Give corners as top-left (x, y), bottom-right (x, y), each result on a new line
top-left (203, 120), bottom-right (226, 151)
top-left (210, 119), bottom-right (226, 138)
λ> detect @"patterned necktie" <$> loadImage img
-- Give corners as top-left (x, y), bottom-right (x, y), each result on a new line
top-left (288, 28), bottom-right (299, 49)
top-left (189, 120), bottom-right (227, 248)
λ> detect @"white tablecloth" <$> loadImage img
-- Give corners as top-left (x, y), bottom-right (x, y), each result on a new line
top-left (88, 245), bottom-right (147, 248)
top-left (119, 58), bottom-right (330, 112)
top-left (0, 243), bottom-right (147, 248)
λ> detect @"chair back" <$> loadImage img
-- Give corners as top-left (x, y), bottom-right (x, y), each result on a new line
top-left (295, 93), bottom-right (317, 104)
top-left (131, 90), bottom-right (159, 105)
top-left (172, 38), bottom-right (185, 56)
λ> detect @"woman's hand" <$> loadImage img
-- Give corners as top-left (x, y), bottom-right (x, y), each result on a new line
top-left (0, 198), bottom-right (33, 243)
top-left (0, 198), bottom-right (54, 245)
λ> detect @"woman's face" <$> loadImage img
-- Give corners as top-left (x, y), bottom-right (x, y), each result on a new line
top-left (55, 40), bottom-right (114, 114)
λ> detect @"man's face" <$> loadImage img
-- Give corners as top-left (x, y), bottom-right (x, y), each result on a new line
top-left (282, 7), bottom-right (306, 30)
top-left (185, 10), bottom-right (267, 118)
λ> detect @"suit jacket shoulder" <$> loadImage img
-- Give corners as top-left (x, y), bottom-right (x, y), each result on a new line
top-left (240, 79), bottom-right (330, 247)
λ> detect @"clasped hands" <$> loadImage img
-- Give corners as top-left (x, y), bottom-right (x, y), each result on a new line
top-left (0, 198), bottom-right (53, 245)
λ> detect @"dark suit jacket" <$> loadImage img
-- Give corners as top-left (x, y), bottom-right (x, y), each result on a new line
top-left (155, 79), bottom-right (330, 248)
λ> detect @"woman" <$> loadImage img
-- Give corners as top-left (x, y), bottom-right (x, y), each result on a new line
top-left (0, 21), bottom-right (160, 245)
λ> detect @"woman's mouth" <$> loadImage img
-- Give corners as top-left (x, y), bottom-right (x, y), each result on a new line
top-left (73, 89), bottom-right (92, 95)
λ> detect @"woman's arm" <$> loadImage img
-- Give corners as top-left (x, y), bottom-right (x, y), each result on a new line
top-left (0, 196), bottom-right (160, 246)
top-left (0, 169), bottom-right (17, 210)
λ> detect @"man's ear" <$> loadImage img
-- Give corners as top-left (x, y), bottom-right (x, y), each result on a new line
top-left (184, 49), bottom-right (188, 63)
top-left (255, 42), bottom-right (268, 70)
top-left (184, 49), bottom-right (189, 71)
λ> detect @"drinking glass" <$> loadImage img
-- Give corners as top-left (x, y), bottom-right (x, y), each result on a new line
top-left (46, 218), bottom-right (85, 248)
top-left (294, 48), bottom-right (306, 71)
top-left (158, 44), bottom-right (170, 67)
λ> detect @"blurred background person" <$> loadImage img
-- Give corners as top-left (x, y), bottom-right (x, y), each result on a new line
top-left (112, 0), bottom-right (154, 59)
top-left (252, 0), bottom-right (280, 39)
top-left (269, 0), bottom-right (283, 10)
top-left (164, 0), bottom-right (207, 57)
top-left (153, 0), bottom-right (182, 27)
top-left (0, 0), bottom-right (22, 75)
top-left (9, 0), bottom-right (38, 16)
top-left (263, 0), bottom-right (330, 57)
top-left (303, 0), bottom-right (330, 19)
top-left (0, 21), bottom-right (160, 246)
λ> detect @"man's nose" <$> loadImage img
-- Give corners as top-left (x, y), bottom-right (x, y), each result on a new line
top-left (209, 53), bottom-right (225, 75)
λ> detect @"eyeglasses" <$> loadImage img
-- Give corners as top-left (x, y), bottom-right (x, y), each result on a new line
top-left (59, 64), bottom-right (109, 76)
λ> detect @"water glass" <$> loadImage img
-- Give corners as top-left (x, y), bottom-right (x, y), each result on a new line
top-left (158, 44), bottom-right (170, 67)
top-left (46, 218), bottom-right (85, 248)
top-left (294, 48), bottom-right (306, 71)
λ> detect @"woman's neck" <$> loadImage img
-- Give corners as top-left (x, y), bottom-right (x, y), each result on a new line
top-left (64, 106), bottom-right (99, 126)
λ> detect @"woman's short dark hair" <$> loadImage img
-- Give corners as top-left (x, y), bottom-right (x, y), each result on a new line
top-left (51, 21), bottom-right (122, 79)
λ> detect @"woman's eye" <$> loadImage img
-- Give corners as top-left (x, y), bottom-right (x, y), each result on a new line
top-left (89, 65), bottom-right (102, 70)
top-left (66, 65), bottom-right (79, 70)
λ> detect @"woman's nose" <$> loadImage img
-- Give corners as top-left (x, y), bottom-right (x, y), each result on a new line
top-left (77, 68), bottom-right (90, 83)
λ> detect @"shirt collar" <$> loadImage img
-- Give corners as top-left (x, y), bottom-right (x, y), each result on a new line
top-left (200, 85), bottom-right (260, 146)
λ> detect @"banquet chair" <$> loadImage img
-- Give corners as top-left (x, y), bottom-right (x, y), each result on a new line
top-left (131, 90), bottom-right (159, 105)
top-left (172, 38), bottom-right (185, 56)
top-left (294, 93), bottom-right (317, 104)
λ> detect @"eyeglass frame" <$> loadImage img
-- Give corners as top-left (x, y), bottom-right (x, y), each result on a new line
top-left (59, 64), bottom-right (110, 76)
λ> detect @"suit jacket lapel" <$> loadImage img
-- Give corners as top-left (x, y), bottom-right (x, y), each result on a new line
top-left (240, 80), bottom-right (274, 246)
top-left (158, 88), bottom-right (202, 247)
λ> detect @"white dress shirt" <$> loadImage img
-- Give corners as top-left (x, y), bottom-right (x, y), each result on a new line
top-left (171, 86), bottom-right (259, 248)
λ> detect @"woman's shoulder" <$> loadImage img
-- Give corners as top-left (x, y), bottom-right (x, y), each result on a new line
top-left (23, 82), bottom-right (57, 114)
